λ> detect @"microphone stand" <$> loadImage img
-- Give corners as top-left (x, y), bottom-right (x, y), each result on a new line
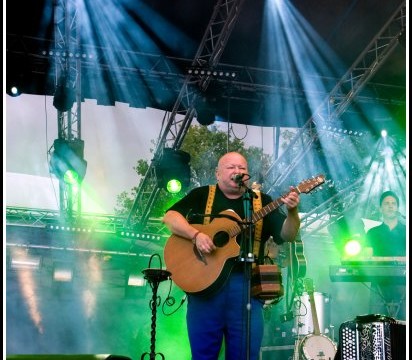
top-left (238, 181), bottom-right (257, 360)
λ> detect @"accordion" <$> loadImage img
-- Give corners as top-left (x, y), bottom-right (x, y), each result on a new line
top-left (337, 314), bottom-right (406, 360)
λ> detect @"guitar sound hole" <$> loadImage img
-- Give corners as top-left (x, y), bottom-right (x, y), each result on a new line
top-left (213, 231), bottom-right (230, 247)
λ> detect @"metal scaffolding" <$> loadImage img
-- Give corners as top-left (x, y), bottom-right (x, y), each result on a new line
top-left (263, 1), bottom-right (406, 234)
top-left (124, 0), bottom-right (247, 228)
top-left (51, 0), bottom-right (84, 219)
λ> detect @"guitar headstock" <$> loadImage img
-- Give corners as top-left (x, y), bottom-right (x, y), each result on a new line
top-left (296, 175), bottom-right (325, 194)
top-left (304, 277), bottom-right (315, 294)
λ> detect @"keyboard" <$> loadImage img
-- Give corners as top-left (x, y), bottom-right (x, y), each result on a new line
top-left (329, 263), bottom-right (406, 284)
top-left (340, 256), bottom-right (406, 265)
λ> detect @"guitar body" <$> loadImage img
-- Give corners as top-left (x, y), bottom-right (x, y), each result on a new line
top-left (164, 210), bottom-right (242, 296)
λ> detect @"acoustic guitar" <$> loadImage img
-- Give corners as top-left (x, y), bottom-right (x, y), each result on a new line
top-left (299, 278), bottom-right (337, 360)
top-left (163, 175), bottom-right (325, 297)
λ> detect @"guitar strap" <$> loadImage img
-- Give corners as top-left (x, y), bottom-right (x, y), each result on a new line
top-left (204, 185), bottom-right (263, 261)
top-left (203, 185), bottom-right (216, 226)
top-left (252, 190), bottom-right (263, 261)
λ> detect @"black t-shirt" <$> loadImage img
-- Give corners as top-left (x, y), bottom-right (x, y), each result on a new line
top-left (365, 221), bottom-right (406, 319)
top-left (166, 185), bottom-right (287, 261)
top-left (365, 222), bottom-right (406, 256)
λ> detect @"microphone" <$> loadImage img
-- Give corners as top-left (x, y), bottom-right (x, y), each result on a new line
top-left (231, 173), bottom-right (248, 185)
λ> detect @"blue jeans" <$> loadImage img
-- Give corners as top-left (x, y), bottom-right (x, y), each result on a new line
top-left (186, 270), bottom-right (264, 360)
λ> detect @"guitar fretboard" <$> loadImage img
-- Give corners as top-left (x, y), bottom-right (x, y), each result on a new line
top-left (251, 175), bottom-right (324, 224)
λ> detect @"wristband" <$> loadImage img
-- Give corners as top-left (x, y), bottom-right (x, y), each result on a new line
top-left (191, 230), bottom-right (201, 244)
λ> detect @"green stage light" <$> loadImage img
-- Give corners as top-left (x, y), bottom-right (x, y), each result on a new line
top-left (343, 238), bottom-right (362, 257)
top-left (156, 148), bottom-right (191, 194)
top-left (166, 179), bottom-right (183, 194)
top-left (50, 139), bottom-right (87, 184)
top-left (63, 169), bottom-right (81, 185)
top-left (328, 216), bottom-right (366, 259)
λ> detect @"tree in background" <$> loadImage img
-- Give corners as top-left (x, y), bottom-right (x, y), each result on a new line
top-left (114, 124), bottom-right (273, 217)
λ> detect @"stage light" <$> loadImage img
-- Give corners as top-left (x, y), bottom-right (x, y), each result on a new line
top-left (186, 67), bottom-right (238, 79)
top-left (196, 108), bottom-right (215, 126)
top-left (47, 224), bottom-right (93, 233)
top-left (7, 70), bottom-right (26, 97)
top-left (53, 72), bottom-right (75, 112)
top-left (127, 273), bottom-right (146, 287)
top-left (53, 262), bottom-right (74, 282)
top-left (343, 238), bottom-right (362, 257)
top-left (125, 269), bottom-right (148, 298)
top-left (166, 179), bottom-right (182, 193)
top-left (49, 139), bottom-right (87, 185)
top-left (10, 256), bottom-right (41, 270)
top-left (328, 217), bottom-right (366, 259)
top-left (156, 148), bottom-right (191, 194)
top-left (9, 249), bottom-right (41, 270)
top-left (7, 85), bottom-right (22, 97)
top-left (117, 230), bottom-right (162, 241)
top-left (195, 96), bottom-right (215, 126)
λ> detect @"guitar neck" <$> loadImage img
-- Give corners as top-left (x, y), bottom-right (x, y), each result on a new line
top-left (220, 176), bottom-right (325, 241)
top-left (252, 188), bottom-right (298, 224)
top-left (250, 175), bottom-right (325, 225)
top-left (225, 190), bottom-right (297, 239)
top-left (308, 291), bottom-right (321, 335)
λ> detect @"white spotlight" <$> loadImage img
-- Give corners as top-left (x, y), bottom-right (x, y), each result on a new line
top-left (53, 262), bottom-right (74, 282)
top-left (128, 274), bottom-right (146, 287)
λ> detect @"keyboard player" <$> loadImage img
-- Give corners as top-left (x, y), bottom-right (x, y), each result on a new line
top-left (364, 191), bottom-right (406, 320)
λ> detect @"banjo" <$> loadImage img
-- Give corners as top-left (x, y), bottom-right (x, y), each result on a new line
top-left (299, 278), bottom-right (337, 360)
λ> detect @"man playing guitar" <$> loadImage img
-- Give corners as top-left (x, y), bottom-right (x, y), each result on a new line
top-left (162, 151), bottom-right (301, 360)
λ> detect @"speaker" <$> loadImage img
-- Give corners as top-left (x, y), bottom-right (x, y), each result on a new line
top-left (260, 345), bottom-right (295, 360)
top-left (7, 355), bottom-right (132, 360)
